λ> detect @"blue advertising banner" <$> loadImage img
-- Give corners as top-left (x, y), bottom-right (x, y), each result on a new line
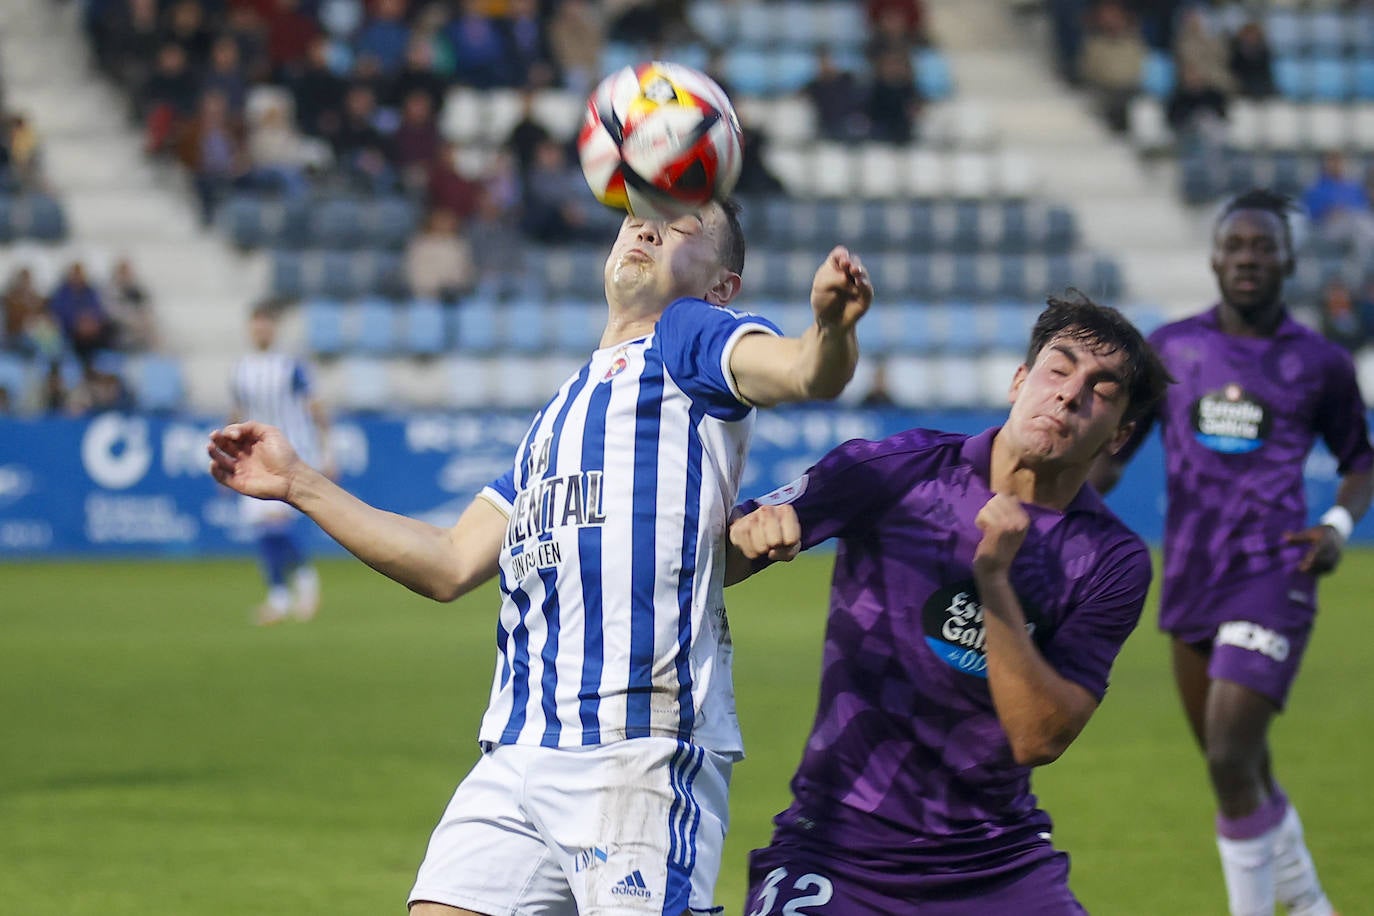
top-left (0, 409), bottom-right (1369, 557)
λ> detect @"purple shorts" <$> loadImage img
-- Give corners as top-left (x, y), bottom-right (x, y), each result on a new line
top-left (742, 840), bottom-right (1085, 915)
top-left (1163, 570), bottom-right (1315, 709)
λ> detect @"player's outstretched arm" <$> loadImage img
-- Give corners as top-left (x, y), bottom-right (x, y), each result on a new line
top-left (973, 494), bottom-right (1099, 767)
top-left (208, 422), bottom-right (502, 602)
top-left (1283, 467), bottom-right (1373, 574)
top-left (728, 246), bottom-right (873, 407)
top-left (724, 504), bottom-right (802, 586)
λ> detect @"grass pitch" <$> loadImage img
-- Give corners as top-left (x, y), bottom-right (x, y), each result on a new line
top-left (2, 552), bottom-right (1371, 914)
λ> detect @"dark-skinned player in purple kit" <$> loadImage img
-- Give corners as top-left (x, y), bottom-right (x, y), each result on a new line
top-left (727, 294), bottom-right (1172, 914)
top-left (1091, 189), bottom-right (1373, 916)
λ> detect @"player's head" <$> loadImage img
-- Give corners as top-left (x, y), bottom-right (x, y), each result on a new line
top-left (605, 198), bottom-right (745, 311)
top-left (1006, 292), bottom-right (1172, 465)
top-left (248, 301), bottom-right (281, 350)
top-left (1211, 188), bottom-right (1296, 314)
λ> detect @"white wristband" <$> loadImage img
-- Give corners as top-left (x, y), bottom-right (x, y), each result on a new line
top-left (1320, 506), bottom-right (1354, 543)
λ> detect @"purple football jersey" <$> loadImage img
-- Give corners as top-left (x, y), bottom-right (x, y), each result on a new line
top-left (740, 427), bottom-right (1152, 867)
top-left (1125, 307), bottom-right (1373, 637)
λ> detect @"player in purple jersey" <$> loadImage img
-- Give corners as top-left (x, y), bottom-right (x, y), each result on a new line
top-left (1092, 190), bottom-right (1373, 916)
top-left (728, 295), bottom-right (1171, 914)
top-left (209, 198), bottom-right (876, 916)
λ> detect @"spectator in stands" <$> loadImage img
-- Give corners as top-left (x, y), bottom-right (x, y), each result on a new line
top-left (445, 0), bottom-right (509, 89)
top-left (2, 268), bottom-right (62, 361)
top-left (289, 37), bottom-right (346, 139)
top-left (520, 136), bottom-right (596, 242)
top-left (225, 3), bottom-right (270, 84)
top-left (866, 49), bottom-right (923, 144)
top-left (246, 93), bottom-right (321, 197)
top-left (547, 0), bottom-right (604, 97)
top-left (179, 89), bottom-right (251, 225)
top-left (48, 263), bottom-right (115, 364)
top-left (387, 36), bottom-right (446, 117)
top-left (332, 83), bottom-right (396, 192)
top-left (859, 360), bottom-right (896, 407)
top-left (504, 0), bottom-right (556, 90)
top-left (405, 207), bottom-right (477, 302)
top-left (1173, 7), bottom-right (1236, 96)
top-left (142, 43), bottom-right (199, 155)
top-left (1166, 62), bottom-right (1228, 140)
top-left (106, 258), bottom-right (158, 352)
top-left (1229, 20), bottom-right (1276, 100)
top-left (427, 140), bottom-right (483, 219)
top-left (867, 0), bottom-right (928, 48)
top-left (467, 183), bottom-right (526, 298)
top-left (806, 48), bottom-right (869, 142)
top-left (391, 89), bottom-right (443, 192)
top-left (4, 113), bottom-right (42, 191)
top-left (1318, 278), bottom-right (1373, 353)
top-left (165, 0), bottom-right (214, 71)
top-left (66, 363), bottom-right (134, 415)
top-left (347, 53), bottom-right (391, 113)
top-left (734, 123), bottom-right (786, 197)
top-left (265, 0), bottom-right (320, 78)
top-left (505, 89), bottom-right (552, 181)
top-left (1078, 0), bottom-right (1147, 133)
top-left (202, 34), bottom-right (250, 115)
top-left (357, 0), bottom-right (412, 74)
top-left (100, 0), bottom-right (161, 98)
top-left (1303, 151), bottom-right (1374, 269)
top-left (1047, 0), bottom-right (1088, 84)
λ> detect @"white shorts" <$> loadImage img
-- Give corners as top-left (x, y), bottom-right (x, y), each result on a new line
top-left (239, 495), bottom-right (298, 530)
top-left (409, 738), bottom-right (732, 916)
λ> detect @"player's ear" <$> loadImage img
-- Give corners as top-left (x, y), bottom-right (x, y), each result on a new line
top-left (1007, 364), bottom-right (1028, 405)
top-left (705, 271), bottom-right (742, 306)
top-left (1106, 419), bottom-right (1135, 456)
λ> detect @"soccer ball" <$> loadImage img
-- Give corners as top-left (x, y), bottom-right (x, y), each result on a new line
top-left (577, 61), bottom-right (743, 220)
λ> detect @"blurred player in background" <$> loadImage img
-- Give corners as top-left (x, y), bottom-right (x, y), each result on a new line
top-left (1092, 189), bottom-right (1373, 916)
top-left (729, 295), bottom-right (1171, 914)
top-left (208, 199), bottom-right (873, 916)
top-left (230, 302), bottom-right (330, 626)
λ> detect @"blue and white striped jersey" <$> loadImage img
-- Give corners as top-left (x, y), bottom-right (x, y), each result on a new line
top-left (476, 297), bottom-right (781, 758)
top-left (232, 351), bottom-right (321, 467)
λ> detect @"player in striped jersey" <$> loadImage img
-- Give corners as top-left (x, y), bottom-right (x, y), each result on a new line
top-left (207, 198), bottom-right (873, 915)
top-left (230, 303), bottom-right (331, 625)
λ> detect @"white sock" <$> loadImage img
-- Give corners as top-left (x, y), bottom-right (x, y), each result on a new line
top-left (266, 586), bottom-right (291, 615)
top-left (292, 566), bottom-right (319, 601)
top-left (1217, 828), bottom-right (1278, 916)
top-left (1273, 805), bottom-right (1333, 916)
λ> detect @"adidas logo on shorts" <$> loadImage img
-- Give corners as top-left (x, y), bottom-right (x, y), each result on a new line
top-left (611, 869), bottom-right (653, 900)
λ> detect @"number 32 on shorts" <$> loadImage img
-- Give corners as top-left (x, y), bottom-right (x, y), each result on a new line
top-left (748, 867), bottom-right (835, 915)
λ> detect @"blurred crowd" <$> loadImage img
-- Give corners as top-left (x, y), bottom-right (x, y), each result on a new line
top-left (0, 258), bottom-right (159, 415)
top-left (75, 0), bottom-right (929, 280)
top-left (0, 76), bottom-right (48, 194)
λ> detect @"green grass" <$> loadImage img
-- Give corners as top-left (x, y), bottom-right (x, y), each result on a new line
top-left (2, 552), bottom-right (1372, 914)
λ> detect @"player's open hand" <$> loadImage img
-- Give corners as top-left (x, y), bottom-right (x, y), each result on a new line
top-left (1282, 524), bottom-right (1344, 575)
top-left (207, 422), bottom-right (303, 503)
top-left (973, 493), bottom-right (1030, 576)
top-left (729, 504), bottom-right (802, 563)
top-left (811, 246), bottom-right (873, 331)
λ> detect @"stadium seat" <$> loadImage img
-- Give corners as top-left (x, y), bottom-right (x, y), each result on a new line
top-left (857, 146), bottom-right (906, 200)
top-left (371, 196), bottom-right (418, 250)
top-left (304, 298), bottom-right (347, 357)
top-left (978, 352), bottom-right (1023, 405)
top-left (491, 355), bottom-right (548, 408)
top-left (271, 250), bottom-right (307, 299)
top-left (1353, 10), bottom-right (1374, 56)
top-left (950, 255), bottom-right (983, 300)
top-left (1309, 59), bottom-right (1350, 103)
top-left (550, 299), bottom-right (603, 354)
top-left (1265, 10), bottom-right (1305, 58)
top-left (339, 356), bottom-right (390, 412)
top-left (1306, 104), bottom-right (1348, 151)
top-left (369, 251), bottom-right (407, 298)
top-left (819, 1), bottom-right (868, 50)
top-left (938, 303), bottom-right (982, 355)
top-left (950, 152), bottom-right (993, 200)
top-left (724, 50), bottom-right (773, 96)
top-left (1355, 62), bottom-right (1374, 101)
top-left (993, 150), bottom-right (1038, 199)
top-left (441, 88), bottom-right (485, 145)
top-left (131, 354), bottom-right (186, 413)
top-left (687, 1), bottom-right (732, 46)
top-left (353, 298), bottom-right (398, 355)
top-left (531, 90), bottom-right (583, 140)
top-left (930, 354), bottom-right (983, 408)
top-left (319, 250), bottom-right (359, 299)
top-left (311, 197), bottom-right (364, 249)
top-left (811, 145), bottom-right (856, 198)
top-left (987, 303), bottom-right (1035, 352)
top-left (404, 298), bottom-right (447, 357)
top-left (893, 303), bottom-right (939, 354)
top-left (23, 194), bottom-right (67, 242)
top-left (773, 50), bottom-right (818, 94)
top-left (1140, 51), bottom-right (1175, 99)
top-left (1128, 97), bottom-right (1170, 153)
top-left (885, 355), bottom-right (939, 408)
top-left (502, 298), bottom-right (547, 353)
top-left (220, 195), bottom-right (266, 248)
top-left (905, 148), bottom-right (946, 198)
top-left (446, 356), bottom-right (492, 409)
top-left (0, 352), bottom-right (31, 407)
top-left (737, 3), bottom-right (777, 43)
top-left (914, 50), bottom-right (954, 101)
top-left (1273, 58), bottom-right (1307, 100)
top-left (995, 254), bottom-right (1029, 300)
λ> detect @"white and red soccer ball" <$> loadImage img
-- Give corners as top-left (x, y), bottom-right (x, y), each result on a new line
top-left (577, 61), bottom-right (744, 220)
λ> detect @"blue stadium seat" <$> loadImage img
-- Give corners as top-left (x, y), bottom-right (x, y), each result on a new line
top-left (550, 299), bottom-right (603, 354)
top-left (0, 195), bottom-right (13, 244)
top-left (221, 195), bottom-right (266, 248)
top-left (1355, 60), bottom-right (1374, 100)
top-left (1042, 207), bottom-right (1076, 254)
top-left (997, 201), bottom-right (1029, 253)
top-left (1309, 12), bottom-right (1346, 55)
top-left (773, 50), bottom-right (818, 94)
top-left (1273, 58), bottom-right (1307, 100)
top-left (271, 250), bottom-right (307, 298)
top-left (132, 355), bottom-right (185, 413)
top-left (370, 251), bottom-right (407, 298)
top-left (404, 298), bottom-right (447, 356)
top-left (371, 196), bottom-right (418, 250)
top-left (952, 202), bottom-right (982, 253)
top-left (1270, 152), bottom-right (1306, 195)
top-left (0, 352), bottom-right (31, 406)
top-left (724, 50), bottom-right (773, 96)
top-left (354, 298), bottom-right (398, 355)
top-left (1309, 58), bottom-right (1349, 102)
top-left (914, 50), bottom-right (954, 101)
top-left (995, 254), bottom-right (1028, 300)
top-left (502, 298), bottom-right (547, 353)
top-left (1353, 11), bottom-right (1374, 56)
top-left (905, 256), bottom-right (933, 298)
top-left (1140, 51), bottom-right (1175, 98)
top-left (452, 296), bottom-right (499, 352)
top-left (1225, 151), bottom-right (1259, 194)
top-left (686, 2), bottom-right (732, 47)
top-left (304, 298), bottom-right (346, 357)
top-left (819, 2), bottom-right (868, 50)
top-left (278, 197), bottom-right (312, 249)
top-left (895, 303), bottom-right (939, 354)
top-left (319, 250), bottom-right (359, 299)
top-left (988, 303), bottom-right (1034, 352)
top-left (1265, 10), bottom-right (1305, 57)
top-left (738, 5), bottom-right (776, 43)
top-left (311, 197), bottom-right (364, 248)
top-left (24, 193), bottom-right (67, 241)
top-left (1089, 257), bottom-right (1123, 301)
top-left (939, 303), bottom-right (982, 355)
top-left (950, 255), bottom-right (983, 300)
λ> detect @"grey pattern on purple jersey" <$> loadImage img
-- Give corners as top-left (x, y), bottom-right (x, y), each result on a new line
top-left (738, 427), bottom-right (1151, 866)
top-left (1120, 307), bottom-right (1373, 637)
